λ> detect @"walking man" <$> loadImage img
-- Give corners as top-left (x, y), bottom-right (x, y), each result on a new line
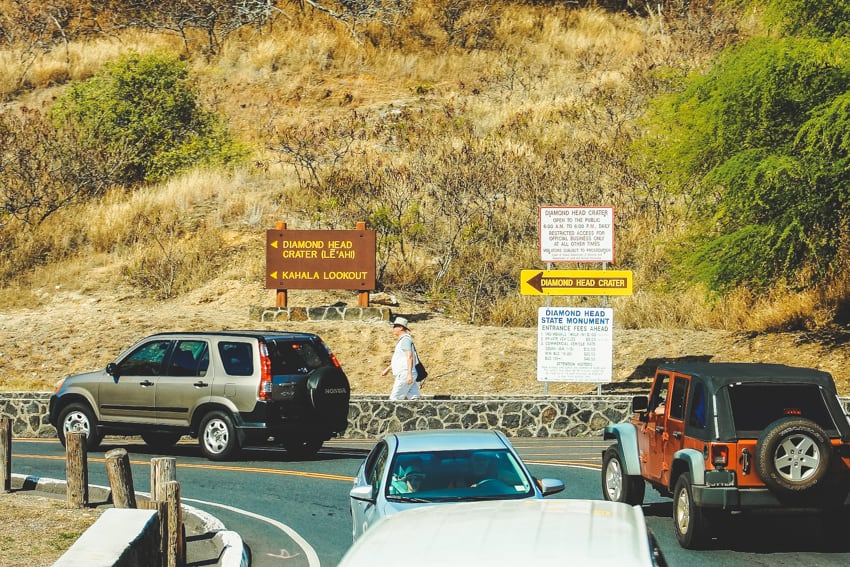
top-left (382, 316), bottom-right (421, 400)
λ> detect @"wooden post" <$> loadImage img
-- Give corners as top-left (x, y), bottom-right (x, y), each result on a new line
top-left (166, 480), bottom-right (184, 567)
top-left (275, 221), bottom-right (288, 307)
top-left (356, 221), bottom-right (370, 307)
top-left (66, 432), bottom-right (88, 508)
top-left (105, 448), bottom-right (137, 508)
top-left (0, 418), bottom-right (10, 493)
top-left (155, 499), bottom-right (169, 567)
top-left (151, 457), bottom-right (177, 502)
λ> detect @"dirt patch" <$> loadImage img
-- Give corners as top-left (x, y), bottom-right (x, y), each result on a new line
top-left (1, 284), bottom-right (849, 397)
top-left (0, 491), bottom-right (101, 566)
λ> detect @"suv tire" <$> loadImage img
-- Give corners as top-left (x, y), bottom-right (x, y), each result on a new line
top-left (673, 473), bottom-right (713, 549)
top-left (306, 366), bottom-right (351, 432)
top-left (199, 410), bottom-right (239, 461)
top-left (755, 417), bottom-right (831, 495)
top-left (57, 402), bottom-right (103, 450)
top-left (602, 446), bottom-right (645, 505)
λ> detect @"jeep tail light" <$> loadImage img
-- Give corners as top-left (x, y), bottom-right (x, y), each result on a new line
top-left (711, 445), bottom-right (729, 469)
top-left (784, 408), bottom-right (802, 416)
top-left (258, 341), bottom-right (273, 401)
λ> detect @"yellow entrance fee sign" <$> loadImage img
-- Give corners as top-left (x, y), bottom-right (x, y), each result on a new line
top-left (520, 269), bottom-right (633, 296)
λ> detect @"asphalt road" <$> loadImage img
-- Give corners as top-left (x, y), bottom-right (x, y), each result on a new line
top-left (11, 437), bottom-right (850, 566)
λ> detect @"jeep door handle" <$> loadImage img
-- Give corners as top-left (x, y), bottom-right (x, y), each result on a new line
top-left (139, 380), bottom-right (154, 387)
top-left (193, 381), bottom-right (209, 388)
top-left (672, 431), bottom-right (682, 439)
top-left (655, 426), bottom-right (664, 433)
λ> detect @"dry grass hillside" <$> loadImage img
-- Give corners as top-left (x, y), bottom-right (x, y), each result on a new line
top-left (2, 282), bottom-right (850, 397)
top-left (2, 3), bottom-right (850, 397)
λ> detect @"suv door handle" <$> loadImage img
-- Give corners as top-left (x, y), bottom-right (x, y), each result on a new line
top-left (140, 380), bottom-right (154, 387)
top-left (193, 381), bottom-right (209, 388)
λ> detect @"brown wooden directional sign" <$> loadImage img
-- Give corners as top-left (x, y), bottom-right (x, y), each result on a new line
top-left (520, 269), bottom-right (633, 296)
top-left (266, 229), bottom-right (376, 290)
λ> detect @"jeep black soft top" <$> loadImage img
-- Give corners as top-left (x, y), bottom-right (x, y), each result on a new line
top-left (655, 362), bottom-right (850, 442)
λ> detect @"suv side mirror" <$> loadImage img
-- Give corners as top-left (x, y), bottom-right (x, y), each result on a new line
top-left (106, 362), bottom-right (119, 378)
top-left (632, 395), bottom-right (648, 412)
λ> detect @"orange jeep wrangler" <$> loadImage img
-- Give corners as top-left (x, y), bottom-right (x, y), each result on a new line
top-left (602, 362), bottom-right (850, 548)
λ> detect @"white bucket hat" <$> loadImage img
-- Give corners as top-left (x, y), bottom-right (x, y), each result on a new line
top-left (391, 316), bottom-right (410, 329)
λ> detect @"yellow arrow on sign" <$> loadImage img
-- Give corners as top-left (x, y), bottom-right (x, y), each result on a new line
top-left (520, 269), bottom-right (633, 296)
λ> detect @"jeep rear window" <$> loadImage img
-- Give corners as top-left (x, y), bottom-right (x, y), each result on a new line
top-left (266, 339), bottom-right (332, 375)
top-left (728, 384), bottom-right (835, 432)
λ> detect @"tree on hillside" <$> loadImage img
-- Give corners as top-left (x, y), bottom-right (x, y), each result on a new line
top-left (639, 37), bottom-right (850, 291)
top-left (50, 51), bottom-right (247, 184)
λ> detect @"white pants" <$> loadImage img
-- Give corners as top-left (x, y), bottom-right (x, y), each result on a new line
top-left (389, 373), bottom-right (421, 400)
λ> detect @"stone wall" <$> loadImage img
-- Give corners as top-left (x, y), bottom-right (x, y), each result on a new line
top-left (6, 393), bottom-right (850, 440)
top-left (0, 393), bottom-right (641, 439)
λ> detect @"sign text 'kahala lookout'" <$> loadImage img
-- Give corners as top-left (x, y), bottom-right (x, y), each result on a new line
top-left (265, 229), bottom-right (376, 291)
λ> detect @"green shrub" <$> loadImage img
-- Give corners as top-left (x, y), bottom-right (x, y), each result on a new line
top-left (640, 37), bottom-right (850, 291)
top-left (50, 51), bottom-right (247, 184)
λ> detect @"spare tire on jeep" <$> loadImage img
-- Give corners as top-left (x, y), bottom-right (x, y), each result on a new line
top-left (306, 365), bottom-right (351, 433)
top-left (754, 417), bottom-right (831, 495)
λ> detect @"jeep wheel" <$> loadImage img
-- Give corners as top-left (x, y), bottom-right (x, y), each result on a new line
top-left (199, 411), bottom-right (239, 461)
top-left (306, 366), bottom-right (351, 432)
top-left (755, 417), bottom-right (831, 495)
top-left (57, 403), bottom-right (103, 450)
top-left (283, 437), bottom-right (324, 460)
top-left (141, 432), bottom-right (182, 450)
top-left (602, 446), bottom-right (645, 505)
top-left (673, 473), bottom-right (713, 549)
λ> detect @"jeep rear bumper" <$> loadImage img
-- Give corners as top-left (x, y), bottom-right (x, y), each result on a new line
top-left (693, 485), bottom-right (850, 510)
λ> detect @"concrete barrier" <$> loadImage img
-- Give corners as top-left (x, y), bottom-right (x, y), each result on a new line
top-left (54, 508), bottom-right (159, 567)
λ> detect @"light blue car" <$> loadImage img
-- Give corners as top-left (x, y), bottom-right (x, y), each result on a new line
top-left (349, 429), bottom-right (565, 540)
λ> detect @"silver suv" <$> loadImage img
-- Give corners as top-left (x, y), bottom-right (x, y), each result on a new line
top-left (48, 331), bottom-right (351, 460)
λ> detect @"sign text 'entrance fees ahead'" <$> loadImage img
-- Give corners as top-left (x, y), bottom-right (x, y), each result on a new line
top-left (537, 307), bottom-right (613, 383)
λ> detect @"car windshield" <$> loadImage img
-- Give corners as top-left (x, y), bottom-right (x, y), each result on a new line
top-left (386, 449), bottom-right (534, 502)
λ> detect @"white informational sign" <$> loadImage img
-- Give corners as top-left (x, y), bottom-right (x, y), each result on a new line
top-left (539, 206), bottom-right (614, 263)
top-left (537, 306), bottom-right (613, 383)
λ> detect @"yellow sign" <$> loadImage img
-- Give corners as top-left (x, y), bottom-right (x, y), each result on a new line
top-left (520, 270), bottom-right (633, 296)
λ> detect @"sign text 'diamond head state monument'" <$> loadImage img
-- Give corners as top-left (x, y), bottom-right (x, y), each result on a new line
top-left (266, 229), bottom-right (376, 290)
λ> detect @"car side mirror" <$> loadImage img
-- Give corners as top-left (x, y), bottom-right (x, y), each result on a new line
top-left (536, 477), bottom-right (565, 496)
top-left (632, 395), bottom-right (648, 412)
top-left (106, 363), bottom-right (119, 379)
top-left (350, 484), bottom-right (377, 504)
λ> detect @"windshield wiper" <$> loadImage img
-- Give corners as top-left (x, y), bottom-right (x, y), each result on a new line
top-left (387, 496), bottom-right (431, 503)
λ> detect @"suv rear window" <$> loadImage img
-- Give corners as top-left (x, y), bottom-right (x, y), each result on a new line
top-left (266, 339), bottom-right (332, 375)
top-left (219, 342), bottom-right (254, 376)
top-left (728, 383), bottom-right (836, 432)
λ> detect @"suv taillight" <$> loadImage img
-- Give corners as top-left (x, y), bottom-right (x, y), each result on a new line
top-left (258, 341), bottom-right (273, 401)
top-left (323, 342), bottom-right (342, 368)
top-left (711, 444), bottom-right (729, 469)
